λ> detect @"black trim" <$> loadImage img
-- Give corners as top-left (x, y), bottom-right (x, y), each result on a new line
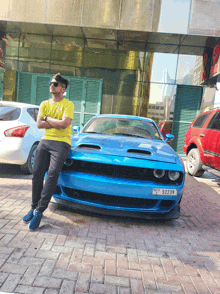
top-left (52, 196), bottom-right (180, 219)
top-left (204, 149), bottom-right (220, 157)
top-left (62, 159), bottom-right (184, 185)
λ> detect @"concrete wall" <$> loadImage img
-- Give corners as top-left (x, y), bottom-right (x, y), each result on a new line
top-left (0, 0), bottom-right (160, 32)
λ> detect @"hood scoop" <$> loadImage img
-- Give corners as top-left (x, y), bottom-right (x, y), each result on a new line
top-left (77, 144), bottom-right (101, 150)
top-left (127, 149), bottom-right (152, 156)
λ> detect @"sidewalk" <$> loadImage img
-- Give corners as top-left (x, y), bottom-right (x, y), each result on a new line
top-left (0, 166), bottom-right (220, 294)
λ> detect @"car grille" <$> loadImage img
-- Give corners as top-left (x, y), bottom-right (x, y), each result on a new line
top-left (62, 159), bottom-right (183, 185)
top-left (62, 187), bottom-right (160, 208)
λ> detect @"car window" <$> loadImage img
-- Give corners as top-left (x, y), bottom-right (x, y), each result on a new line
top-left (82, 117), bottom-right (163, 140)
top-left (192, 112), bottom-right (211, 128)
top-left (0, 106), bottom-right (21, 121)
top-left (158, 122), bottom-right (162, 128)
top-left (164, 122), bottom-right (172, 131)
top-left (27, 108), bottom-right (39, 122)
top-left (207, 111), bottom-right (220, 130)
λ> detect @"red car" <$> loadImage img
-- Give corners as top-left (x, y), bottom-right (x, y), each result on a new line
top-left (158, 120), bottom-right (172, 144)
top-left (183, 108), bottom-right (220, 177)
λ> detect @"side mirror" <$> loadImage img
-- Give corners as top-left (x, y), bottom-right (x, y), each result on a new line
top-left (165, 133), bottom-right (174, 142)
top-left (72, 126), bottom-right (80, 133)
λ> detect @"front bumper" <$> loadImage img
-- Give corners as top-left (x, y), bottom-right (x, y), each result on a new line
top-left (53, 171), bottom-right (184, 219)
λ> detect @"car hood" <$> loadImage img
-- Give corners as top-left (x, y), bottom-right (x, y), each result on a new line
top-left (70, 134), bottom-right (178, 164)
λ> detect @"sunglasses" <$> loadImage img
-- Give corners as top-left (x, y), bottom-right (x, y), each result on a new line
top-left (49, 82), bottom-right (59, 87)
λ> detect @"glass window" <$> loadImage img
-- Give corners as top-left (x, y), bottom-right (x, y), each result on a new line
top-left (149, 83), bottom-right (176, 123)
top-left (5, 34), bottom-right (19, 71)
top-left (0, 106), bottom-right (21, 121)
top-left (51, 36), bottom-right (84, 75)
top-left (192, 112), bottom-right (211, 128)
top-left (151, 53), bottom-right (178, 83)
top-left (207, 111), bottom-right (220, 130)
top-left (164, 121), bottom-right (172, 131)
top-left (200, 87), bottom-right (215, 112)
top-left (27, 108), bottom-right (39, 122)
top-left (82, 116), bottom-right (163, 140)
top-left (18, 34), bottom-right (51, 73)
top-left (176, 55), bottom-right (198, 85)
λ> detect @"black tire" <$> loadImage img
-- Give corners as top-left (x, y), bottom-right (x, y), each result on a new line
top-left (186, 148), bottom-right (204, 177)
top-left (21, 144), bottom-right (38, 174)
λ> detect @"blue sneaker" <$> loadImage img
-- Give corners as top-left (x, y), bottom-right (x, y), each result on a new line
top-left (29, 210), bottom-right (42, 231)
top-left (23, 208), bottom-right (34, 223)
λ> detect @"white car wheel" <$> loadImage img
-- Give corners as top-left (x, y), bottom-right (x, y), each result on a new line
top-left (186, 148), bottom-right (204, 177)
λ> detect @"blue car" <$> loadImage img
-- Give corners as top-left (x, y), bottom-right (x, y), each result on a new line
top-left (52, 115), bottom-right (185, 219)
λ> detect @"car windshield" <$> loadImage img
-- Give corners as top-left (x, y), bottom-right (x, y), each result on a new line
top-left (82, 117), bottom-right (163, 140)
top-left (0, 106), bottom-right (21, 121)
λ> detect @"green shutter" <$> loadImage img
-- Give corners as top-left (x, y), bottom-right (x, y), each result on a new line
top-left (69, 78), bottom-right (84, 112)
top-left (171, 85), bottom-right (203, 156)
top-left (83, 79), bottom-right (103, 127)
top-left (85, 80), bottom-right (102, 113)
top-left (17, 72), bottom-right (32, 103)
top-left (36, 75), bottom-right (51, 105)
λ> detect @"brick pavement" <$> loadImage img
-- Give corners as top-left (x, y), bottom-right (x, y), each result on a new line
top-left (0, 164), bottom-right (220, 294)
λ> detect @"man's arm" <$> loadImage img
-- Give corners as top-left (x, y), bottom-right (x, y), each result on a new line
top-left (37, 116), bottom-right (72, 129)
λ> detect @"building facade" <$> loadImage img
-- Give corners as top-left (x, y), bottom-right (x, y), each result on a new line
top-left (1, 0), bottom-right (220, 150)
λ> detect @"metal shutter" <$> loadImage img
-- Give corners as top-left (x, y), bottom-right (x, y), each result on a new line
top-left (171, 85), bottom-right (203, 156)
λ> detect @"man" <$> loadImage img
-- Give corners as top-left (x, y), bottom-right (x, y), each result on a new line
top-left (23, 73), bottom-right (74, 230)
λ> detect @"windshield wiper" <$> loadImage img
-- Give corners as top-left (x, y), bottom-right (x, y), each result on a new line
top-left (112, 133), bottom-right (145, 138)
top-left (84, 131), bottom-right (101, 134)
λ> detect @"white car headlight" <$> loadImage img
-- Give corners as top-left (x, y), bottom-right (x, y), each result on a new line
top-left (168, 170), bottom-right (180, 181)
top-left (153, 169), bottom-right (165, 178)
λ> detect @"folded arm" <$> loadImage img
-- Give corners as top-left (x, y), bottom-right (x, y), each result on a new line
top-left (37, 116), bottom-right (72, 129)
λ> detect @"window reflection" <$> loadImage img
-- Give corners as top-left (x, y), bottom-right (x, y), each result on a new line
top-left (3, 29), bottom-right (205, 117)
top-left (51, 36), bottom-right (83, 75)
top-left (148, 83), bottom-right (176, 123)
top-left (176, 55), bottom-right (197, 85)
top-left (4, 34), bottom-right (19, 71)
top-left (151, 53), bottom-right (178, 83)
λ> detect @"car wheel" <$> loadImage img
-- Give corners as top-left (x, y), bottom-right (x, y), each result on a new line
top-left (186, 148), bottom-right (204, 177)
top-left (21, 144), bottom-right (38, 174)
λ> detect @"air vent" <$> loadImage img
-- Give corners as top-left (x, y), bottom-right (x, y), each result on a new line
top-left (127, 149), bottom-right (151, 156)
top-left (78, 144), bottom-right (101, 150)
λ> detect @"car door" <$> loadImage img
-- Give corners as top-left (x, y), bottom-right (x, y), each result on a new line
top-left (202, 110), bottom-right (220, 169)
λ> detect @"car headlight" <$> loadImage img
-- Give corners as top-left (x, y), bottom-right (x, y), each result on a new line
top-left (168, 170), bottom-right (180, 181)
top-left (153, 169), bottom-right (165, 178)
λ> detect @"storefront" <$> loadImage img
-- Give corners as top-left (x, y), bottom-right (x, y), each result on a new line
top-left (1, 0), bottom-right (220, 153)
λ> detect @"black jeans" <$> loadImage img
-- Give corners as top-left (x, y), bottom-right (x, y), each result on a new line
top-left (31, 139), bottom-right (71, 213)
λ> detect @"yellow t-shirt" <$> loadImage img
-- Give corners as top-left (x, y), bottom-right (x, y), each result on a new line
top-left (39, 98), bottom-right (74, 145)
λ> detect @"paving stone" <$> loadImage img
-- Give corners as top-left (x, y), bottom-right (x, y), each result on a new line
top-left (0, 273), bottom-right (22, 293)
top-left (33, 276), bottom-right (62, 288)
top-left (1, 263), bottom-right (27, 274)
top-left (59, 279), bottom-right (76, 294)
top-left (105, 275), bottom-right (129, 287)
top-left (15, 285), bottom-right (45, 294)
top-left (89, 282), bottom-right (117, 294)
top-left (1, 170), bottom-right (220, 293)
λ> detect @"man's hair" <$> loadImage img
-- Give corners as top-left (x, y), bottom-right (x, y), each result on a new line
top-left (53, 73), bottom-right (69, 89)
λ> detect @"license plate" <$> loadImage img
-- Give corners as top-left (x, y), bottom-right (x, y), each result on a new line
top-left (152, 188), bottom-right (177, 196)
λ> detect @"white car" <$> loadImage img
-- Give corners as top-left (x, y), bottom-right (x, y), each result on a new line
top-left (0, 101), bottom-right (44, 174)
